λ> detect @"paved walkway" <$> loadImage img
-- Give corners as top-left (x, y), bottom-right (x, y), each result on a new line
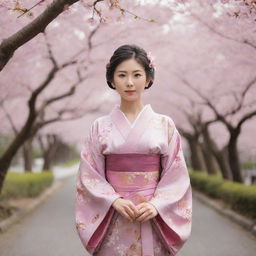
top-left (180, 197), bottom-right (256, 256)
top-left (0, 173), bottom-right (256, 256)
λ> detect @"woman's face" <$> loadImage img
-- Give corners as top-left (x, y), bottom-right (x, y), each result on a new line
top-left (111, 58), bottom-right (150, 102)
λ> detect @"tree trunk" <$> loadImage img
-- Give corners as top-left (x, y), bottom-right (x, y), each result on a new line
top-left (228, 132), bottom-right (243, 183)
top-left (43, 152), bottom-right (51, 171)
top-left (201, 125), bottom-right (233, 179)
top-left (22, 137), bottom-right (33, 172)
top-left (187, 137), bottom-right (205, 171)
top-left (0, 112), bottom-right (37, 193)
top-left (213, 146), bottom-right (232, 180)
top-left (200, 141), bottom-right (218, 175)
top-left (39, 134), bottom-right (59, 171)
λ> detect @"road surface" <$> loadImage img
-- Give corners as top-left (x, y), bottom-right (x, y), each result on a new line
top-left (0, 174), bottom-right (256, 256)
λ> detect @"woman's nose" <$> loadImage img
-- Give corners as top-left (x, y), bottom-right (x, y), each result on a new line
top-left (127, 76), bottom-right (134, 85)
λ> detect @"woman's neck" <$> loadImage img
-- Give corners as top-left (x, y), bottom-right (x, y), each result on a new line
top-left (119, 101), bottom-right (145, 115)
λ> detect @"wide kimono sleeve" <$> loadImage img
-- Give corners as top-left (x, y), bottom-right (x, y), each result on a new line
top-left (149, 117), bottom-right (192, 255)
top-left (75, 119), bottom-right (122, 255)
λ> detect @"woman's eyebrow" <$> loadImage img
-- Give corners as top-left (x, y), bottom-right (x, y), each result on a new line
top-left (117, 70), bottom-right (143, 73)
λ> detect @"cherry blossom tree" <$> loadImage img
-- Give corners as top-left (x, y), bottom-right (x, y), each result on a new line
top-left (155, 1), bottom-right (256, 183)
top-left (0, 0), bottom-right (157, 71)
top-left (0, 21), bottom-right (101, 192)
top-left (0, 0), bottom-right (255, 197)
top-left (0, 0), bottom-right (163, 193)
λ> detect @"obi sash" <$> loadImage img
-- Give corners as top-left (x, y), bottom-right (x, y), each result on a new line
top-left (105, 153), bottom-right (161, 256)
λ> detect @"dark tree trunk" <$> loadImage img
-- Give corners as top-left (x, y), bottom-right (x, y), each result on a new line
top-left (38, 134), bottom-right (59, 171)
top-left (201, 125), bottom-right (232, 179)
top-left (42, 153), bottom-right (51, 171)
top-left (200, 141), bottom-right (218, 175)
top-left (0, 110), bottom-right (37, 193)
top-left (213, 146), bottom-right (232, 180)
top-left (228, 131), bottom-right (243, 183)
top-left (187, 137), bottom-right (205, 171)
top-left (22, 137), bottom-right (33, 172)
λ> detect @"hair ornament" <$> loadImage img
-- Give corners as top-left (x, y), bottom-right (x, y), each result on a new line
top-left (147, 51), bottom-right (156, 69)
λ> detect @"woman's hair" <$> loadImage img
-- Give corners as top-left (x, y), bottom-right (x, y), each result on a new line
top-left (106, 44), bottom-right (155, 90)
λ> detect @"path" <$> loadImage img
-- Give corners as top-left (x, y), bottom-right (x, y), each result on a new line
top-left (0, 170), bottom-right (255, 256)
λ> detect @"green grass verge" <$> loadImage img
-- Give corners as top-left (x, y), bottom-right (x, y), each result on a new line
top-left (0, 171), bottom-right (54, 200)
top-left (189, 170), bottom-right (256, 220)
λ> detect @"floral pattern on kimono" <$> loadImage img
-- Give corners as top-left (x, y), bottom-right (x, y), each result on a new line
top-left (75, 104), bottom-right (192, 256)
top-left (75, 119), bottom-right (122, 254)
top-left (149, 120), bottom-right (192, 255)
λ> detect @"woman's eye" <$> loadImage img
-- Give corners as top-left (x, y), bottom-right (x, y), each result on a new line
top-left (118, 74), bottom-right (141, 78)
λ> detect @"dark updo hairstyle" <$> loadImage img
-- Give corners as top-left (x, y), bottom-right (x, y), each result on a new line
top-left (106, 44), bottom-right (155, 90)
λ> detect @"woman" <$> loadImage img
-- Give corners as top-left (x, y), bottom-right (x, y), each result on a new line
top-left (75, 44), bottom-right (192, 256)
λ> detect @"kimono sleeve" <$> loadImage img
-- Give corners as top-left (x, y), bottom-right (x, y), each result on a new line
top-left (75, 119), bottom-right (122, 254)
top-left (149, 118), bottom-right (192, 255)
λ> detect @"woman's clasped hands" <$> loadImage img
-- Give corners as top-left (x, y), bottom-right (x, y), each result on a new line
top-left (112, 198), bottom-right (158, 222)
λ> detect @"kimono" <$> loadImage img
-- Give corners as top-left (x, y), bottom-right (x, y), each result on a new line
top-left (75, 103), bottom-right (192, 256)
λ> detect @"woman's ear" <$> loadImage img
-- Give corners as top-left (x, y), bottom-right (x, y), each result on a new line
top-left (145, 79), bottom-right (151, 88)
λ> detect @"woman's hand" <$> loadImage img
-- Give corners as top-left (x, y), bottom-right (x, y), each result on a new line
top-left (135, 202), bottom-right (158, 222)
top-left (112, 197), bottom-right (139, 221)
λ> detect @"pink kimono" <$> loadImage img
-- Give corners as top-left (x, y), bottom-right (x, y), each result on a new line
top-left (75, 104), bottom-right (192, 256)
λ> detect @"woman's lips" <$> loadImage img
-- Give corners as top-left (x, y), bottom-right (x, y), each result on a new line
top-left (125, 90), bottom-right (136, 94)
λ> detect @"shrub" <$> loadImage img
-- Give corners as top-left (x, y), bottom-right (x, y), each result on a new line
top-left (189, 170), bottom-right (256, 220)
top-left (0, 171), bottom-right (54, 200)
top-left (218, 181), bottom-right (256, 219)
top-left (189, 171), bottom-right (209, 193)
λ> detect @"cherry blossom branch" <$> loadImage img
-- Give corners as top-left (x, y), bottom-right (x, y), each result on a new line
top-left (0, 0), bottom-right (156, 71)
top-left (175, 74), bottom-right (232, 128)
top-left (227, 75), bottom-right (256, 115)
top-left (0, 0), bottom-right (80, 71)
top-left (176, 73), bottom-right (256, 133)
top-left (16, 0), bottom-right (47, 18)
top-left (190, 12), bottom-right (256, 50)
top-left (237, 109), bottom-right (256, 131)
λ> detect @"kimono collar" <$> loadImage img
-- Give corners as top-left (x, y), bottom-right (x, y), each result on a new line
top-left (110, 104), bottom-right (155, 152)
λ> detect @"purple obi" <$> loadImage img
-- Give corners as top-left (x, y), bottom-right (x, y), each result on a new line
top-left (105, 153), bottom-right (161, 204)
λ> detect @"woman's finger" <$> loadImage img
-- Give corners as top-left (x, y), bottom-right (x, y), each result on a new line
top-left (128, 202), bottom-right (139, 216)
top-left (120, 208), bottom-right (133, 221)
top-left (137, 206), bottom-right (147, 216)
top-left (141, 213), bottom-right (155, 222)
top-left (124, 205), bottom-right (136, 219)
top-left (136, 202), bottom-right (146, 211)
top-left (136, 210), bottom-right (151, 222)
